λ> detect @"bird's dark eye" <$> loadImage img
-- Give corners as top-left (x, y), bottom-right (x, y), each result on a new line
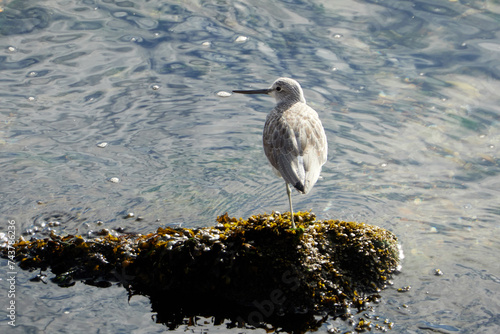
top-left (276, 86), bottom-right (282, 92)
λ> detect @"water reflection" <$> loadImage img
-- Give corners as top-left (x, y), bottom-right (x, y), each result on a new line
top-left (1, 0), bottom-right (499, 332)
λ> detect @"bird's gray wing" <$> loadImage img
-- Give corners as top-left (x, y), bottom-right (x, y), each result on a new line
top-left (263, 104), bottom-right (327, 194)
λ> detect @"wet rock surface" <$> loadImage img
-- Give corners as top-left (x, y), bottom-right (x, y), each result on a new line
top-left (2, 212), bottom-right (400, 332)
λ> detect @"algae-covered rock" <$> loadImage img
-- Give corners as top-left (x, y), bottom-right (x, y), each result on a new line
top-left (2, 212), bottom-right (401, 332)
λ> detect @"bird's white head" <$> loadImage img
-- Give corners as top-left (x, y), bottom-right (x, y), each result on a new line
top-left (233, 77), bottom-right (306, 106)
top-left (268, 77), bottom-right (306, 105)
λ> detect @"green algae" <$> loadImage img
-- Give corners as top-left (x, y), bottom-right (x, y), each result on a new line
top-left (2, 212), bottom-right (400, 332)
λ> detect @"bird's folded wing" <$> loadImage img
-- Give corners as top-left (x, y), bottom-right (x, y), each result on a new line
top-left (263, 105), bottom-right (327, 194)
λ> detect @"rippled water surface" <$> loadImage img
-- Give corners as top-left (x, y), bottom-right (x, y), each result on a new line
top-left (1, 0), bottom-right (500, 332)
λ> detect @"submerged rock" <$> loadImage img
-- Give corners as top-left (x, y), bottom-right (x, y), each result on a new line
top-left (2, 212), bottom-right (401, 332)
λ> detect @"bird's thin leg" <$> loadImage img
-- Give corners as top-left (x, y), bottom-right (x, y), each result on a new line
top-left (286, 183), bottom-right (295, 228)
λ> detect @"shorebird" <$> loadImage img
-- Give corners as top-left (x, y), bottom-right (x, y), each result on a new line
top-left (233, 77), bottom-right (328, 228)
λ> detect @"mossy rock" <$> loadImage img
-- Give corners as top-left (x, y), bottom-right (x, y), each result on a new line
top-left (2, 212), bottom-right (401, 332)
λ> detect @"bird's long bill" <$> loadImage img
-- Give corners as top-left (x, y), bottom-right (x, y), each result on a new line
top-left (232, 89), bottom-right (270, 95)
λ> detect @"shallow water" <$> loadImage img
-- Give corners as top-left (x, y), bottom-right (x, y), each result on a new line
top-left (1, 0), bottom-right (499, 332)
